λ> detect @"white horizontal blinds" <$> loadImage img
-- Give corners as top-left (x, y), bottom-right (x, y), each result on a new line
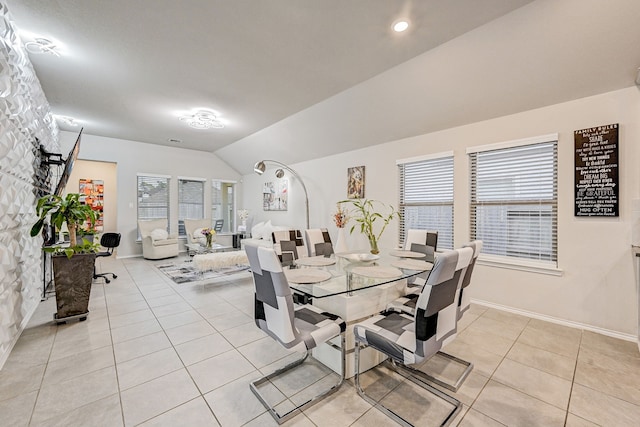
top-left (469, 140), bottom-right (558, 263)
top-left (398, 155), bottom-right (454, 249)
top-left (178, 179), bottom-right (205, 236)
top-left (137, 175), bottom-right (170, 237)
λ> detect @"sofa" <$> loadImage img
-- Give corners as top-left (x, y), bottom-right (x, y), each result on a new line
top-left (241, 220), bottom-right (308, 260)
top-left (240, 220), bottom-right (282, 249)
top-left (138, 219), bottom-right (179, 259)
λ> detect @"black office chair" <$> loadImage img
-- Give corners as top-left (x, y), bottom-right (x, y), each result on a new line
top-left (213, 219), bottom-right (224, 232)
top-left (93, 232), bottom-right (121, 283)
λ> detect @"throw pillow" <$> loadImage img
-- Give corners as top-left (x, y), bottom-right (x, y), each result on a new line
top-left (150, 228), bottom-right (169, 241)
top-left (251, 221), bottom-right (265, 239)
top-left (193, 228), bottom-right (205, 238)
top-left (262, 220), bottom-right (274, 241)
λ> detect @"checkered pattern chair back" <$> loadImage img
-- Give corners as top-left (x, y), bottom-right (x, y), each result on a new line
top-left (437, 247), bottom-right (474, 344)
top-left (305, 228), bottom-right (333, 256)
top-left (458, 240), bottom-right (482, 319)
top-left (272, 229), bottom-right (308, 262)
top-left (405, 229), bottom-right (438, 262)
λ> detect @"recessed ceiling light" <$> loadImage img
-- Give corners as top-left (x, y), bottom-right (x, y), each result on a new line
top-left (393, 20), bottom-right (409, 32)
top-left (25, 37), bottom-right (60, 56)
top-left (179, 110), bottom-right (225, 129)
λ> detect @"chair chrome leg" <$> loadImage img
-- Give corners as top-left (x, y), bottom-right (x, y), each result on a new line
top-left (403, 350), bottom-right (473, 392)
top-left (250, 333), bottom-right (346, 425)
top-left (355, 342), bottom-right (462, 427)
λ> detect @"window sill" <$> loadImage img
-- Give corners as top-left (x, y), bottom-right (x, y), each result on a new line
top-left (478, 254), bottom-right (563, 276)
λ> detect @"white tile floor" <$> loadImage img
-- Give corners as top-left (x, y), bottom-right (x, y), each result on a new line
top-left (1, 255), bottom-right (640, 426)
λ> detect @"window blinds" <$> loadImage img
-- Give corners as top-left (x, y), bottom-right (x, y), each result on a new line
top-left (469, 140), bottom-right (557, 263)
top-left (398, 155), bottom-right (454, 249)
top-left (137, 175), bottom-right (170, 223)
top-left (178, 179), bottom-right (205, 236)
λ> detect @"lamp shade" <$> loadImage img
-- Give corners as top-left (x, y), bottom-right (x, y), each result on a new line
top-left (253, 161), bottom-right (266, 175)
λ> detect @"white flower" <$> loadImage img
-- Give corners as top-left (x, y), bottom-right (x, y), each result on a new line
top-left (238, 209), bottom-right (249, 220)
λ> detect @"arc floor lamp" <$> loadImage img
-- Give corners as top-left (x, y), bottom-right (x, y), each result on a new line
top-left (254, 160), bottom-right (309, 230)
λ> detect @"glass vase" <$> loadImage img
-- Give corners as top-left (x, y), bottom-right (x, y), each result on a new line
top-left (368, 236), bottom-right (379, 254)
top-left (205, 235), bottom-right (212, 248)
top-left (335, 228), bottom-right (348, 253)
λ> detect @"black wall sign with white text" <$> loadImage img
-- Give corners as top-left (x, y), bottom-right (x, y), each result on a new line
top-left (574, 123), bottom-right (619, 217)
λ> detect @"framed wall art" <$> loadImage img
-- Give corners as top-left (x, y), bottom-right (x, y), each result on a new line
top-left (347, 166), bottom-right (365, 199)
top-left (574, 123), bottom-right (619, 217)
top-left (79, 178), bottom-right (104, 231)
top-left (263, 180), bottom-right (288, 211)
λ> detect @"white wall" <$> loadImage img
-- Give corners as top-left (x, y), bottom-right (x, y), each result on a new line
top-left (59, 132), bottom-right (243, 258)
top-left (242, 86), bottom-right (640, 338)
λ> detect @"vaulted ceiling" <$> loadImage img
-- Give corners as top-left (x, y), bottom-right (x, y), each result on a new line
top-left (7, 0), bottom-right (640, 174)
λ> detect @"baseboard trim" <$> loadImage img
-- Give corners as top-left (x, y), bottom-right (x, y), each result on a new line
top-left (472, 298), bottom-right (637, 343)
top-left (0, 300), bottom-right (40, 370)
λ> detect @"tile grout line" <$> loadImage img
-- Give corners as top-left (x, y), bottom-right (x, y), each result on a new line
top-left (461, 309), bottom-right (529, 426)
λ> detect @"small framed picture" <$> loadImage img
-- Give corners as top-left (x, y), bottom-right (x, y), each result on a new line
top-left (347, 166), bottom-right (365, 199)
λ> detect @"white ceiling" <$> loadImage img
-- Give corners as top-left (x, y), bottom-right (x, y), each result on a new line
top-left (7, 0), bottom-right (640, 174)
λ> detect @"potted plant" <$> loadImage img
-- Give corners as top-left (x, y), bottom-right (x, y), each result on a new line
top-left (31, 193), bottom-right (99, 321)
top-left (339, 199), bottom-right (399, 254)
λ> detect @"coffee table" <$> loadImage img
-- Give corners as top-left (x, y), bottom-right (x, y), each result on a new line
top-left (186, 242), bottom-right (233, 259)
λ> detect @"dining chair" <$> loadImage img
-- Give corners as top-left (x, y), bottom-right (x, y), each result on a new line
top-left (93, 232), bottom-right (121, 283)
top-left (305, 228), bottom-right (333, 256)
top-left (403, 229), bottom-right (438, 292)
top-left (353, 249), bottom-right (462, 426)
top-left (272, 229), bottom-right (308, 262)
top-left (457, 240), bottom-right (483, 320)
top-left (244, 242), bottom-right (346, 424)
top-left (405, 229), bottom-right (438, 262)
top-left (385, 247), bottom-right (474, 392)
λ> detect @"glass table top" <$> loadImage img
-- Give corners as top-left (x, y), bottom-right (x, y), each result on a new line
top-left (287, 249), bottom-right (433, 299)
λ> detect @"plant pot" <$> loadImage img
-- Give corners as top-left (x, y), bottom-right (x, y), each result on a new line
top-left (52, 253), bottom-right (96, 320)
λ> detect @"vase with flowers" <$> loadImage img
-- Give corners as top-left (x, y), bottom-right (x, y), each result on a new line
top-left (332, 204), bottom-right (350, 253)
top-left (339, 199), bottom-right (399, 254)
top-left (238, 209), bottom-right (249, 231)
top-left (201, 227), bottom-right (216, 248)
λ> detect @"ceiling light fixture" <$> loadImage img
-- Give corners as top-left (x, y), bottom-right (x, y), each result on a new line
top-left (179, 110), bottom-right (224, 129)
top-left (393, 20), bottom-right (409, 32)
top-left (25, 38), bottom-right (60, 56)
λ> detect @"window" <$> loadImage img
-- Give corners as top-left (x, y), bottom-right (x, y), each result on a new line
top-left (398, 153), bottom-right (454, 249)
top-left (137, 174), bottom-right (170, 236)
top-left (178, 178), bottom-right (205, 237)
top-left (212, 180), bottom-right (235, 233)
top-left (468, 135), bottom-right (558, 266)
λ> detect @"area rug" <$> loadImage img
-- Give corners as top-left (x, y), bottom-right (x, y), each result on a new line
top-left (157, 261), bottom-right (250, 284)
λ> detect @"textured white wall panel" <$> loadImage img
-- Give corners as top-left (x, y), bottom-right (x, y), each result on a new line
top-left (0, 1), bottom-right (58, 367)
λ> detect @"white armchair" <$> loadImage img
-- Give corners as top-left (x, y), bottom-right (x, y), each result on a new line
top-left (183, 218), bottom-right (211, 245)
top-left (138, 219), bottom-right (179, 259)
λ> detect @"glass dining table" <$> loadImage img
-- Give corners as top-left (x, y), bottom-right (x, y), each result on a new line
top-left (284, 248), bottom-right (434, 378)
top-left (286, 248), bottom-right (434, 300)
